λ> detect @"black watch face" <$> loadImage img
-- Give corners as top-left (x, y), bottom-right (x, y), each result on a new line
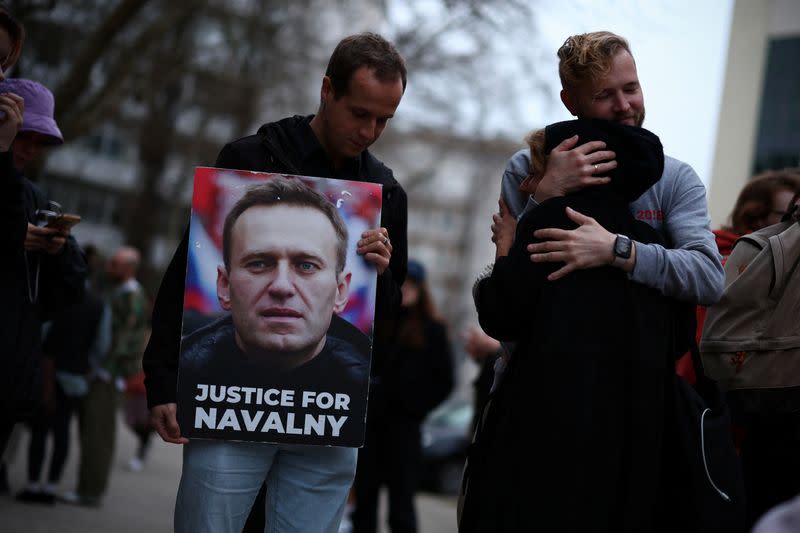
top-left (615, 235), bottom-right (632, 259)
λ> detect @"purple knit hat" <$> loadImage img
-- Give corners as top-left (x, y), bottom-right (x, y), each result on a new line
top-left (0, 78), bottom-right (63, 145)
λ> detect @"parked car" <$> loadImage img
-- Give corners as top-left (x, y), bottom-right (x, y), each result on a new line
top-left (419, 398), bottom-right (474, 495)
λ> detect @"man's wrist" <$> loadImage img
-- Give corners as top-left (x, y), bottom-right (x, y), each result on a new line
top-left (495, 240), bottom-right (510, 258)
top-left (533, 180), bottom-right (553, 203)
top-left (611, 234), bottom-right (633, 269)
top-left (610, 239), bottom-right (636, 272)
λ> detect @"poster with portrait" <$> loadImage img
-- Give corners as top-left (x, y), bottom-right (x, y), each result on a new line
top-left (176, 167), bottom-right (382, 447)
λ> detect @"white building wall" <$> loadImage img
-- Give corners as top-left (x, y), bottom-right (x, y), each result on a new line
top-left (708, 0), bottom-right (800, 227)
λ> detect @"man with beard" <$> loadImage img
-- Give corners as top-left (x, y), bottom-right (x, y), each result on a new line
top-left (497, 31), bottom-right (723, 306)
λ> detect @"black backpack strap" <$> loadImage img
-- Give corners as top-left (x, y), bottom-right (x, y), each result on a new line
top-left (689, 336), bottom-right (726, 408)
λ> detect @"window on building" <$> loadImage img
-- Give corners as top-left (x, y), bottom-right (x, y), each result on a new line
top-left (753, 36), bottom-right (800, 173)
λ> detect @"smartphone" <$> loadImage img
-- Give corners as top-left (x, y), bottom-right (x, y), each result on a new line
top-left (45, 213), bottom-right (81, 232)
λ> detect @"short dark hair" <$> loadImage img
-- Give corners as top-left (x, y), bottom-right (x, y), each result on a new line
top-left (222, 178), bottom-right (349, 273)
top-left (325, 32), bottom-right (407, 98)
top-left (0, 7), bottom-right (25, 70)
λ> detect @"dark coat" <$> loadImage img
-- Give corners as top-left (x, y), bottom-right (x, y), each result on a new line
top-left (464, 120), bottom-right (686, 533)
top-left (1, 153), bottom-right (86, 419)
top-left (352, 311), bottom-right (454, 533)
top-left (144, 115), bottom-right (408, 408)
top-left (42, 287), bottom-right (106, 375)
top-left (370, 313), bottom-right (454, 423)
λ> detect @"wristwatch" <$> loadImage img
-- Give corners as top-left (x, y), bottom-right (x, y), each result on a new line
top-left (612, 234), bottom-right (632, 268)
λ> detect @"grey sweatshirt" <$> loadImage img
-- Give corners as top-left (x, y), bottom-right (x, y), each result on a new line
top-left (500, 148), bottom-right (724, 306)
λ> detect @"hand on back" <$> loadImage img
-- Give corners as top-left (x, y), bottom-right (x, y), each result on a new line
top-left (534, 135), bottom-right (616, 202)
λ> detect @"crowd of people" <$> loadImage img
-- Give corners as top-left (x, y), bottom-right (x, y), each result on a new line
top-left (1, 6), bottom-right (152, 508)
top-left (2, 4), bottom-right (800, 533)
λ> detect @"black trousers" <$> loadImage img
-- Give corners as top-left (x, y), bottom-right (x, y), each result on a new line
top-left (26, 383), bottom-right (77, 484)
top-left (0, 420), bottom-right (14, 459)
top-left (352, 418), bottom-right (421, 533)
top-left (741, 413), bottom-right (800, 528)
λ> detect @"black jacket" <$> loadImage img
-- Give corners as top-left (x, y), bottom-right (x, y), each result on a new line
top-left (1, 152), bottom-right (86, 419)
top-left (371, 312), bottom-right (454, 423)
top-left (144, 115), bottom-right (408, 408)
top-left (42, 286), bottom-right (106, 375)
top-left (464, 120), bottom-right (686, 533)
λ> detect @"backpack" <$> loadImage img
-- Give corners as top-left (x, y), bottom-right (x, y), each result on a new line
top-left (700, 212), bottom-right (800, 414)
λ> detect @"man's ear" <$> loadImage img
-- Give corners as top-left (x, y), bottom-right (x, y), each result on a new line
top-left (333, 271), bottom-right (352, 313)
top-left (320, 75), bottom-right (333, 104)
top-left (217, 265), bottom-right (232, 311)
top-left (560, 89), bottom-right (579, 117)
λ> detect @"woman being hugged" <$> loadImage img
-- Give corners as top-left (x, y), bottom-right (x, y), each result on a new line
top-left (462, 119), bottom-right (694, 533)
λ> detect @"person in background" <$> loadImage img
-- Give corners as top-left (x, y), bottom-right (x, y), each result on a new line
top-left (62, 246), bottom-right (146, 507)
top-left (0, 7), bottom-right (30, 463)
top-left (749, 191), bottom-right (800, 533)
top-left (0, 6), bottom-right (23, 81)
top-left (1, 74), bottom-right (86, 456)
top-left (122, 345), bottom-right (152, 473)
top-left (351, 259), bottom-right (454, 533)
top-left (678, 169), bottom-right (800, 383)
top-left (714, 169), bottom-right (800, 262)
top-left (714, 169), bottom-right (800, 261)
top-left (712, 176), bottom-right (800, 528)
top-left (16, 245), bottom-right (111, 504)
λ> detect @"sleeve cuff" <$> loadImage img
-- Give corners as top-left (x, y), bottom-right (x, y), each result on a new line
top-left (630, 240), bottom-right (656, 284)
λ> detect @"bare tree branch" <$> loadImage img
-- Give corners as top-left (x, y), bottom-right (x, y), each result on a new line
top-left (59, 4), bottom-right (194, 140)
top-left (53, 0), bottom-right (152, 122)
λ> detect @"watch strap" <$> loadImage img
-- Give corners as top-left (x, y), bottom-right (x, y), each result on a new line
top-left (611, 254), bottom-right (629, 268)
top-left (612, 234), bottom-right (632, 268)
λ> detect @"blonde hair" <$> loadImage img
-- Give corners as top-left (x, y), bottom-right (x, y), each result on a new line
top-left (557, 31), bottom-right (632, 90)
top-left (518, 128), bottom-right (546, 195)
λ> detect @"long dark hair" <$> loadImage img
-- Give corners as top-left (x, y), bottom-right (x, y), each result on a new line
top-left (0, 7), bottom-right (24, 70)
top-left (728, 169), bottom-right (800, 233)
top-left (398, 279), bottom-right (443, 350)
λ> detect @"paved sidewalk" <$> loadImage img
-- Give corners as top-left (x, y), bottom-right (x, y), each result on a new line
top-left (0, 414), bottom-right (457, 532)
top-left (1, 414), bottom-right (181, 533)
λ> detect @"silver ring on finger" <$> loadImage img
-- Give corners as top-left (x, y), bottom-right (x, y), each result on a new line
top-left (594, 164), bottom-right (598, 173)
top-left (382, 237), bottom-right (389, 246)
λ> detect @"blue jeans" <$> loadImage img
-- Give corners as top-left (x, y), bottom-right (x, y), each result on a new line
top-left (175, 439), bottom-right (357, 533)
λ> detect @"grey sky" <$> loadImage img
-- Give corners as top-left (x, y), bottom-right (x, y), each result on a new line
top-left (389, 0), bottom-right (734, 185)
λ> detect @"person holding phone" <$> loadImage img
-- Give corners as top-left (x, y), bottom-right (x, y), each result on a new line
top-left (0, 76), bottom-right (86, 456)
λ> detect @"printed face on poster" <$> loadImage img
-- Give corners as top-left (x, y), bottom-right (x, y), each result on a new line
top-left (176, 167), bottom-right (382, 447)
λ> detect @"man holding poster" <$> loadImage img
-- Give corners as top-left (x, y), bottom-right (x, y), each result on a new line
top-left (143, 32), bottom-right (408, 533)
